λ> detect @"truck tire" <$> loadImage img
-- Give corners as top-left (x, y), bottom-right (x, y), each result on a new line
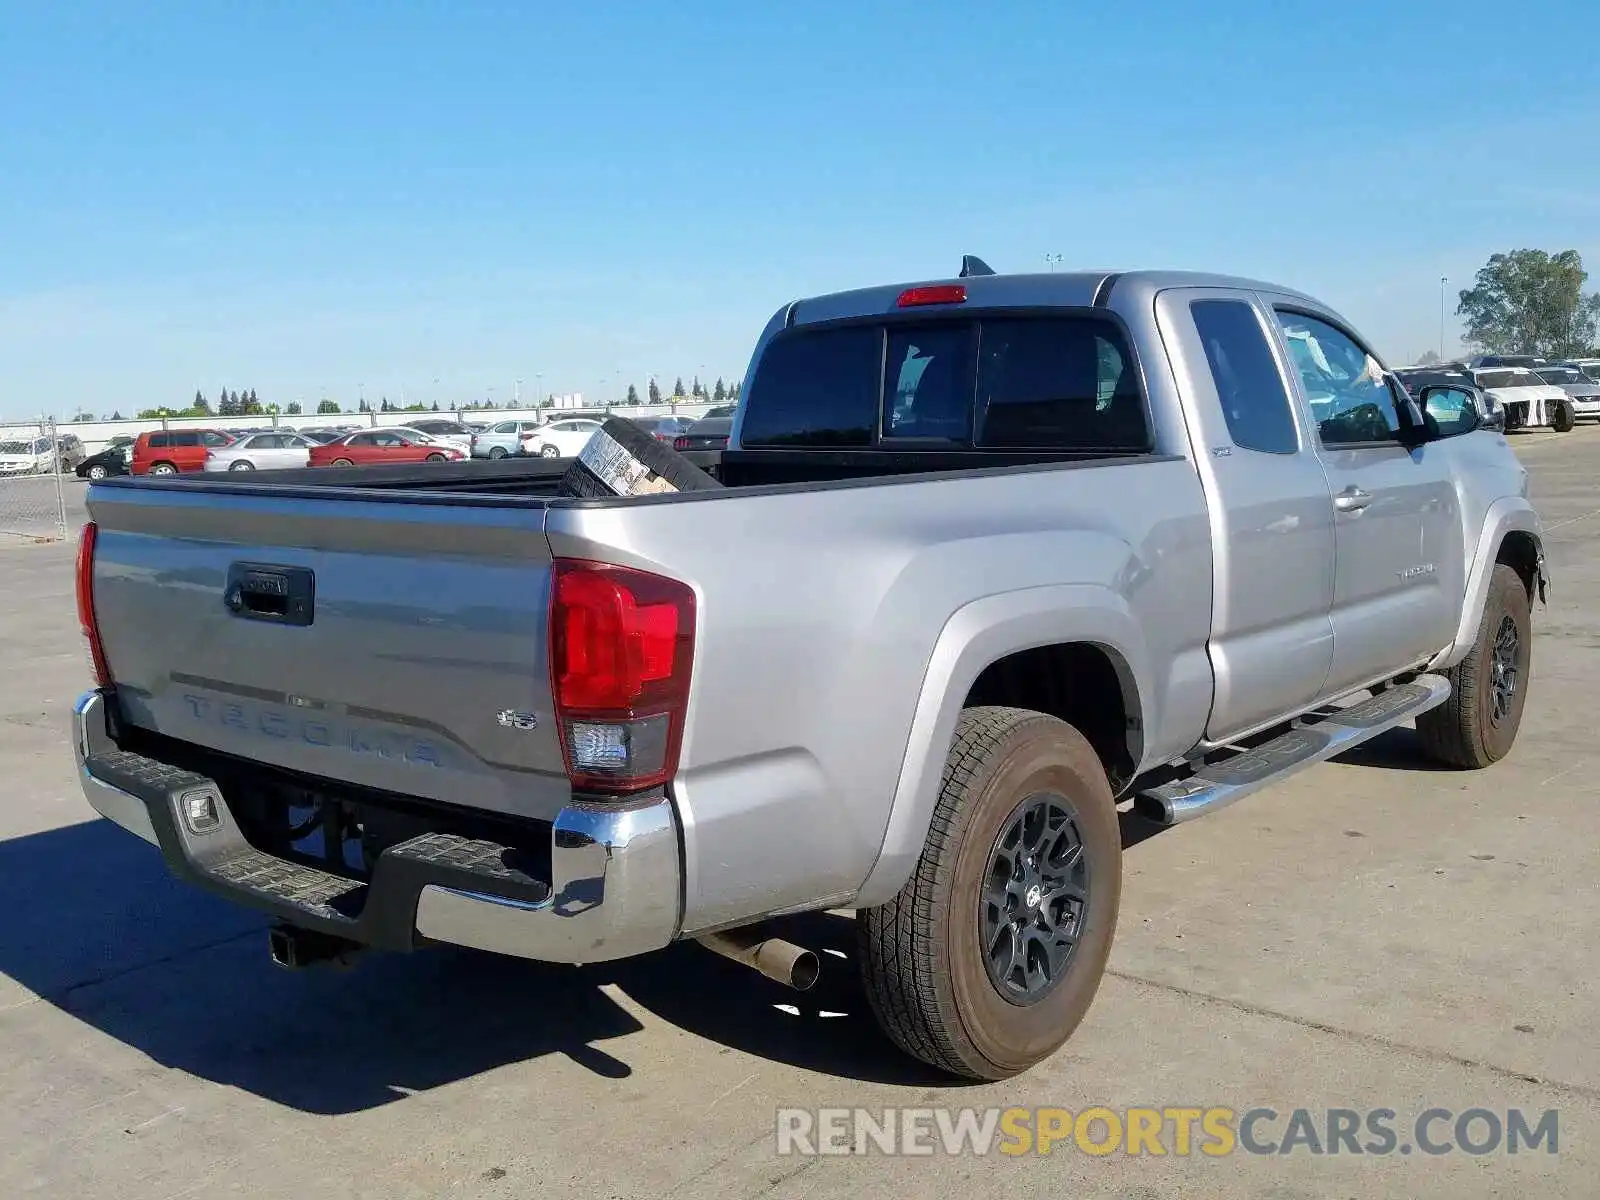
top-left (556, 416), bottom-right (723, 499)
top-left (1416, 564), bottom-right (1532, 769)
top-left (1551, 400), bottom-right (1575, 432)
top-left (857, 706), bottom-right (1121, 1080)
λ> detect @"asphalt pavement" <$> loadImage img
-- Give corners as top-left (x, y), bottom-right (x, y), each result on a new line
top-left (1, 430), bottom-right (1596, 1197)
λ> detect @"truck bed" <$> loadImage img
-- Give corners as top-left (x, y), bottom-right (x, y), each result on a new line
top-left (112, 446), bottom-right (1161, 504)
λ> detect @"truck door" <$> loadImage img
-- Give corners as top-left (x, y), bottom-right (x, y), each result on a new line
top-left (1270, 308), bottom-right (1460, 696)
top-left (1156, 288), bottom-right (1336, 740)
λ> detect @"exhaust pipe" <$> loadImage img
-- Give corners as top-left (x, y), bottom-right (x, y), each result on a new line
top-left (267, 923), bottom-right (364, 971)
top-left (696, 928), bottom-right (820, 991)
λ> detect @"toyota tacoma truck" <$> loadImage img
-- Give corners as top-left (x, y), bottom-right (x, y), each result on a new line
top-left (71, 263), bottom-right (1546, 1080)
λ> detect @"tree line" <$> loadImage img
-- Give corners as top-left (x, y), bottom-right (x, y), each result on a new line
top-left (108, 374), bottom-right (744, 423)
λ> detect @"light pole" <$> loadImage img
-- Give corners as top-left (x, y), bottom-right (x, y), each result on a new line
top-left (535, 373), bottom-right (543, 408)
top-left (1439, 276), bottom-right (1448, 360)
top-left (514, 377), bottom-right (522, 406)
top-left (1044, 253), bottom-right (1063, 272)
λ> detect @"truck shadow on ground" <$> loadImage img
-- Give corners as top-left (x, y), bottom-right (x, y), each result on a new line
top-left (2, 819), bottom-right (1096, 1113)
top-left (0, 729), bottom-right (1439, 1115)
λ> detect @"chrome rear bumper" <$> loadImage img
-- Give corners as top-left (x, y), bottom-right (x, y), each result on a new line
top-left (73, 689), bottom-right (682, 964)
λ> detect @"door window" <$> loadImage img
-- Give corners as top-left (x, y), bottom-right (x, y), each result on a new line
top-left (1190, 299), bottom-right (1299, 454)
top-left (1275, 311), bottom-right (1400, 446)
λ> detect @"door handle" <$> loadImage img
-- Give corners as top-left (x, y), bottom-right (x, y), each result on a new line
top-left (1333, 486), bottom-right (1372, 512)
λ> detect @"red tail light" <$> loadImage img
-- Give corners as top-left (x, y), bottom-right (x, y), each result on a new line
top-left (896, 284), bottom-right (967, 307)
top-left (673, 436), bottom-right (689, 451)
top-left (549, 559), bottom-right (695, 792)
top-left (75, 521), bottom-right (113, 688)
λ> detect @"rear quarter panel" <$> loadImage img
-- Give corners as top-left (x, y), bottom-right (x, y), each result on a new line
top-left (546, 458), bottom-right (1213, 933)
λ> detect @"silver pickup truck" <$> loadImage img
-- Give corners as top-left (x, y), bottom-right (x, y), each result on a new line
top-left (72, 264), bottom-right (1546, 1081)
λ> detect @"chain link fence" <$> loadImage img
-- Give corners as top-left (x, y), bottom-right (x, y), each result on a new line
top-left (0, 419), bottom-right (74, 544)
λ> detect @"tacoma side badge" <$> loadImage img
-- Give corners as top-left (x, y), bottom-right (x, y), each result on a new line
top-left (496, 709), bottom-right (539, 731)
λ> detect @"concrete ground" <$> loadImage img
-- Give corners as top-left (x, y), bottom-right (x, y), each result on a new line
top-left (1, 430), bottom-right (1596, 1197)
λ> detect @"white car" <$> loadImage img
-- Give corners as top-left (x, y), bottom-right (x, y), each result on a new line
top-left (471, 419), bottom-right (544, 458)
top-left (0, 435), bottom-right (77, 475)
top-left (204, 431), bottom-right (318, 472)
top-left (1471, 368), bottom-right (1570, 430)
top-left (521, 418), bottom-right (604, 458)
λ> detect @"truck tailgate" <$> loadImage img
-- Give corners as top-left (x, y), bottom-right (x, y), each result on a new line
top-left (86, 483), bottom-right (573, 822)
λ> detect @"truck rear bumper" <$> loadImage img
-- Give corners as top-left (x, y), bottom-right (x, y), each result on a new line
top-left (72, 690), bottom-right (682, 964)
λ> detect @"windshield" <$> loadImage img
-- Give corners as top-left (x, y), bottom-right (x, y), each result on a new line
top-left (0, 441), bottom-right (28, 454)
top-left (1477, 369), bottom-right (1542, 389)
top-left (1537, 368), bottom-right (1584, 384)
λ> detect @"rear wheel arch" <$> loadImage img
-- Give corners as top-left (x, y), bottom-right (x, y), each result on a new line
top-left (855, 590), bottom-right (1153, 909)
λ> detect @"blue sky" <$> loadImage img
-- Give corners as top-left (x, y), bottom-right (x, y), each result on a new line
top-left (3, 0), bottom-right (1598, 420)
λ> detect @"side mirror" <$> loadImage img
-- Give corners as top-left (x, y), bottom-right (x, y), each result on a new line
top-left (1418, 384), bottom-right (1485, 438)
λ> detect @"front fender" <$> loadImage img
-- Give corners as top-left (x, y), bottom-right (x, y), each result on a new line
top-left (1431, 497), bottom-right (1544, 671)
top-left (852, 584), bottom-right (1153, 908)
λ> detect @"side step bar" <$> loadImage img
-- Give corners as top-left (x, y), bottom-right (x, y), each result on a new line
top-left (1136, 674), bottom-right (1451, 825)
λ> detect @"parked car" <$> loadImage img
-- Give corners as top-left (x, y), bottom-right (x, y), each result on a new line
top-left (0, 433), bottom-right (85, 475)
top-left (72, 263), bottom-right (1546, 1082)
top-left (400, 418), bottom-right (476, 453)
top-left (1468, 354), bottom-right (1547, 369)
top-left (295, 428), bottom-right (347, 445)
top-left (1470, 367), bottom-right (1573, 431)
top-left (205, 431), bottom-right (319, 472)
top-left (471, 419), bottom-right (544, 459)
top-left (130, 429), bottom-right (237, 476)
top-left (75, 437), bottom-right (136, 481)
top-left (307, 428), bottom-right (467, 467)
top-left (673, 406), bottom-right (737, 451)
top-left (521, 417), bottom-right (605, 458)
top-left (1533, 366), bottom-right (1600, 423)
top-left (630, 415), bottom-right (694, 443)
top-left (1558, 359), bottom-right (1600, 385)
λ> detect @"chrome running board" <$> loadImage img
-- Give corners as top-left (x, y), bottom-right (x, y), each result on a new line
top-left (1136, 674), bottom-right (1452, 825)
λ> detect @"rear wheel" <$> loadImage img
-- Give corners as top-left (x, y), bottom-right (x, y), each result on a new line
top-left (149, 462), bottom-right (178, 476)
top-left (228, 461), bottom-right (255, 471)
top-left (86, 464), bottom-right (108, 481)
top-left (1551, 400), bottom-right (1576, 432)
top-left (857, 706), bottom-right (1121, 1080)
top-left (1417, 563), bottom-right (1532, 768)
top-left (540, 444), bottom-right (560, 458)
top-left (331, 457), bottom-right (354, 468)
top-left (488, 446), bottom-right (508, 460)
top-left (426, 452), bottom-right (446, 462)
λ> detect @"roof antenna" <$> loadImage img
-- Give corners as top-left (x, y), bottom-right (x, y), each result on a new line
top-left (958, 255), bottom-right (995, 278)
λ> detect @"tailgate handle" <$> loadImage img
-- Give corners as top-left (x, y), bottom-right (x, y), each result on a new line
top-left (224, 563), bottom-right (315, 626)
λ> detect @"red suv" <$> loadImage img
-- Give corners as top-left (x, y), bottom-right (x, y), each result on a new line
top-left (131, 429), bottom-right (236, 475)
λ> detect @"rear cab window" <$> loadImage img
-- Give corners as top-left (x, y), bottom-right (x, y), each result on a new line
top-left (739, 313), bottom-right (1149, 451)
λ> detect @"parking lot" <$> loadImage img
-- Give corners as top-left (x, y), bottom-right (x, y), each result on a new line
top-left (1, 429), bottom-right (1597, 1198)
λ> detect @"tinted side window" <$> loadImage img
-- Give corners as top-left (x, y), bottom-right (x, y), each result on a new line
top-left (1275, 311), bottom-right (1399, 446)
top-left (1190, 300), bottom-right (1299, 454)
top-left (740, 325), bottom-right (881, 448)
top-left (975, 318), bottom-right (1149, 449)
top-left (884, 324), bottom-right (972, 442)
top-left (148, 433), bottom-right (170, 448)
top-left (173, 431), bottom-right (200, 447)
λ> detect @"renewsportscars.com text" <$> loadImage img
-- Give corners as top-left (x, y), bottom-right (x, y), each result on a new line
top-left (775, 1106), bottom-right (1559, 1158)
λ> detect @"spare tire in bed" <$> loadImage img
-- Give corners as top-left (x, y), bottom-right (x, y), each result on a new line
top-left (556, 416), bottom-right (725, 498)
